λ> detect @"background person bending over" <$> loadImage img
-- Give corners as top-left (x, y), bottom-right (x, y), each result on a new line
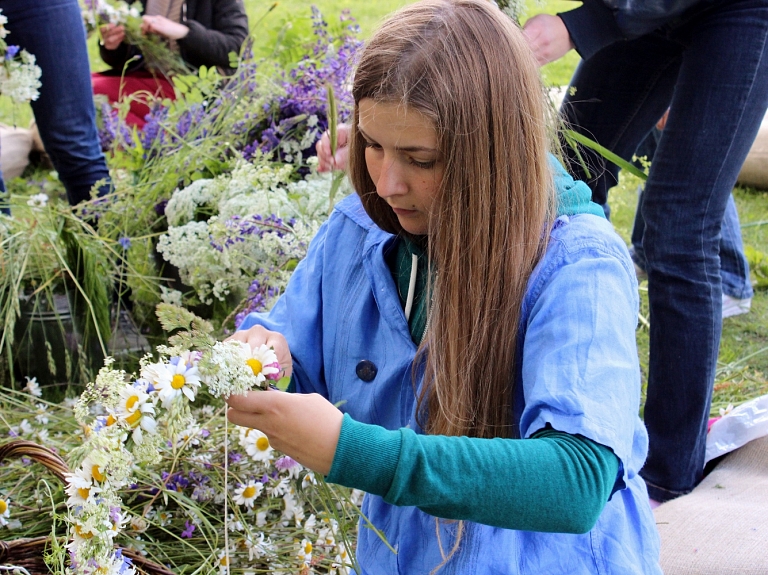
top-left (92, 0), bottom-right (248, 127)
top-left (523, 0), bottom-right (768, 505)
top-left (226, 1), bottom-right (662, 573)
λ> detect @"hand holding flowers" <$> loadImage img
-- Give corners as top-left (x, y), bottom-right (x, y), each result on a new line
top-left (227, 390), bottom-right (343, 476)
top-left (225, 323), bottom-right (342, 476)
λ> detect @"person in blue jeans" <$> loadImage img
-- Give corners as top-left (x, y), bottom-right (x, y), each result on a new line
top-left (225, 1), bottom-right (662, 573)
top-left (0, 0), bottom-right (111, 214)
top-left (632, 123), bottom-right (753, 318)
top-left (524, 0), bottom-right (768, 504)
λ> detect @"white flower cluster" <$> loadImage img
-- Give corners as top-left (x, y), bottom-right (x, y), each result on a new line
top-left (80, 0), bottom-right (141, 30)
top-left (198, 341), bottom-right (279, 398)
top-left (158, 158), bottom-right (348, 305)
top-left (164, 159), bottom-right (295, 227)
top-left (0, 10), bottom-right (42, 103)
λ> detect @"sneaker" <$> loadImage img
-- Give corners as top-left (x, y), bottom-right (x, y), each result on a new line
top-left (722, 294), bottom-right (751, 319)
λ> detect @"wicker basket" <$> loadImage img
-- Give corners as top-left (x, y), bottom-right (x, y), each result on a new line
top-left (0, 439), bottom-right (175, 575)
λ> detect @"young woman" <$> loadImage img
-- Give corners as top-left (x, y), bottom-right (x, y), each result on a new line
top-left (92, 0), bottom-right (248, 127)
top-left (227, 1), bottom-right (662, 572)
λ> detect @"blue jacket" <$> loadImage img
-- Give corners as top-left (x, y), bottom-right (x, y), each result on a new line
top-left (239, 162), bottom-right (662, 574)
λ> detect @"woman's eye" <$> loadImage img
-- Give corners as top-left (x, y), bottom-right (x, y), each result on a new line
top-left (409, 158), bottom-right (437, 170)
top-left (364, 141), bottom-right (381, 150)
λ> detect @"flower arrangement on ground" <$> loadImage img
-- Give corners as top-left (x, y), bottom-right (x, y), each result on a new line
top-left (0, 305), bottom-right (363, 574)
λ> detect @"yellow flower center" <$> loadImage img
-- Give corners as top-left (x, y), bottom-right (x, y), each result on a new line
top-left (77, 487), bottom-right (90, 500)
top-left (105, 415), bottom-right (116, 426)
top-left (171, 374), bottom-right (186, 389)
top-left (256, 437), bottom-right (270, 451)
top-left (219, 556), bottom-right (229, 567)
top-left (91, 465), bottom-right (106, 482)
top-left (304, 541), bottom-right (313, 554)
top-left (246, 358), bottom-right (263, 376)
top-left (243, 485), bottom-right (257, 498)
top-left (125, 410), bottom-right (142, 427)
top-left (0, 499), bottom-right (7, 514)
top-left (125, 395), bottom-right (139, 410)
top-left (75, 524), bottom-right (93, 539)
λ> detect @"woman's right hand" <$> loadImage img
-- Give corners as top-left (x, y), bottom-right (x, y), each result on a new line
top-left (226, 325), bottom-right (293, 380)
top-left (315, 123), bottom-right (351, 172)
top-left (100, 24), bottom-right (126, 51)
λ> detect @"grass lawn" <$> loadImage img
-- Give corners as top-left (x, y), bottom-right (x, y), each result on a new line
top-left (2, 0), bottom-right (766, 411)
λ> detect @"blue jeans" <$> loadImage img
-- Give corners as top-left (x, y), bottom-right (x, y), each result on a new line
top-left (0, 0), bottom-right (110, 208)
top-left (561, 0), bottom-right (768, 501)
top-left (631, 130), bottom-right (754, 300)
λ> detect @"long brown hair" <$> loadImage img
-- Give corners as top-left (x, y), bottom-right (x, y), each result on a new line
top-left (349, 0), bottom-right (555, 439)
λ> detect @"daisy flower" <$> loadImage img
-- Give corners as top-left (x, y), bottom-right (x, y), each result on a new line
top-left (109, 383), bottom-right (157, 444)
top-left (241, 428), bottom-right (274, 463)
top-left (234, 480), bottom-right (263, 508)
top-left (244, 531), bottom-right (274, 560)
top-left (152, 353), bottom-right (201, 408)
top-left (297, 538), bottom-right (313, 567)
top-left (64, 467), bottom-right (101, 506)
top-left (0, 497), bottom-right (10, 526)
top-left (239, 342), bottom-right (280, 383)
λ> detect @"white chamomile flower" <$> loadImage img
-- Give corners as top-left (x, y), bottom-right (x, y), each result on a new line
top-left (267, 477), bottom-right (290, 498)
top-left (242, 428), bottom-right (274, 463)
top-left (244, 531), bottom-right (274, 560)
top-left (0, 497), bottom-right (10, 526)
top-left (234, 480), bottom-right (263, 508)
top-left (109, 383), bottom-right (157, 443)
top-left (297, 538), bottom-right (313, 566)
top-left (238, 342), bottom-right (280, 384)
top-left (151, 353), bottom-right (201, 408)
top-left (23, 376), bottom-right (42, 397)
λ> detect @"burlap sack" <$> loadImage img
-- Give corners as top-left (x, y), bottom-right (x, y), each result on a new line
top-left (654, 435), bottom-right (768, 574)
top-left (737, 112), bottom-right (768, 190)
top-left (0, 123), bottom-right (33, 180)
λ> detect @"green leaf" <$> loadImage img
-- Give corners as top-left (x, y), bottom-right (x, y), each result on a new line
top-left (563, 129), bottom-right (648, 181)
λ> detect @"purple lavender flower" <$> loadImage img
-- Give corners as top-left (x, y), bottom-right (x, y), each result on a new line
top-left (118, 236), bottom-right (131, 251)
top-left (5, 45), bottom-right (20, 60)
top-left (181, 520), bottom-right (196, 538)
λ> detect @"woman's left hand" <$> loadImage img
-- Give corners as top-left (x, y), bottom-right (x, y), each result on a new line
top-left (227, 390), bottom-right (343, 476)
top-left (141, 15), bottom-right (189, 40)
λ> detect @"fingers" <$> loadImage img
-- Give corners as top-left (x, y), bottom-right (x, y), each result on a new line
top-left (315, 123), bottom-right (351, 172)
top-left (226, 325), bottom-right (293, 379)
top-left (226, 392), bottom-right (342, 475)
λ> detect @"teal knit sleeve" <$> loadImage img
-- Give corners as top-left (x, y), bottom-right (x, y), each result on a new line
top-left (326, 414), bottom-right (619, 534)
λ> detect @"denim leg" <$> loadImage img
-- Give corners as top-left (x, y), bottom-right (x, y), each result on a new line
top-left (632, 190), bottom-right (752, 300)
top-left (640, 0), bottom-right (768, 500)
top-left (2, 0), bottom-right (111, 205)
top-left (0, 165), bottom-right (8, 216)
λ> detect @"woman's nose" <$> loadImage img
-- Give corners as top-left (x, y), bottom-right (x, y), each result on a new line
top-left (375, 157), bottom-right (408, 198)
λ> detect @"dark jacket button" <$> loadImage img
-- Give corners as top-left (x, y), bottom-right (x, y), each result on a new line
top-left (356, 360), bottom-right (378, 382)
